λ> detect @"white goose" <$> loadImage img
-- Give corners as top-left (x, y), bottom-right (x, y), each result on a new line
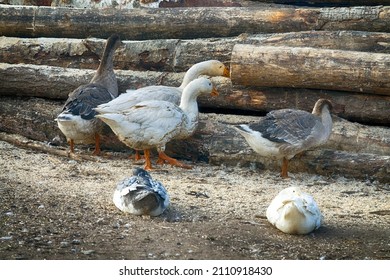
top-left (113, 167), bottom-right (169, 216)
top-left (96, 77), bottom-right (217, 170)
top-left (266, 186), bottom-right (322, 235)
top-left (95, 59), bottom-right (229, 114)
top-left (233, 99), bottom-right (333, 178)
top-left (56, 34), bottom-right (121, 155)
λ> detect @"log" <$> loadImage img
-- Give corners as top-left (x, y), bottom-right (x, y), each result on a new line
top-left (1, 63), bottom-right (390, 125)
top-left (0, 132), bottom-right (102, 162)
top-left (0, 97), bottom-right (389, 182)
top-left (254, 1), bottom-right (390, 7)
top-left (0, 63), bottom-right (182, 100)
top-left (204, 82), bottom-right (390, 126)
top-left (2, 31), bottom-right (390, 71)
top-left (1, 5), bottom-right (390, 39)
top-left (231, 45), bottom-right (390, 96)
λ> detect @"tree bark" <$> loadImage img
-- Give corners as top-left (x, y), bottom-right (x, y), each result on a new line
top-left (204, 82), bottom-right (390, 126)
top-left (1, 5), bottom-right (390, 39)
top-left (231, 45), bottom-right (390, 96)
top-left (252, 0), bottom-right (390, 6)
top-left (0, 63), bottom-right (182, 100)
top-left (0, 97), bottom-right (389, 182)
top-left (1, 63), bottom-right (390, 125)
top-left (2, 31), bottom-right (390, 71)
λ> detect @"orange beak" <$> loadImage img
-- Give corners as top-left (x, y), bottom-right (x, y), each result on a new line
top-left (223, 66), bottom-right (230, 78)
top-left (211, 87), bottom-right (219, 97)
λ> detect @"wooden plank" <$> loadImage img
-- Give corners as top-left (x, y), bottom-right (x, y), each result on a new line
top-left (1, 5), bottom-right (390, 39)
top-left (2, 31), bottom-right (390, 71)
top-left (1, 63), bottom-right (390, 125)
top-left (231, 45), bottom-right (390, 96)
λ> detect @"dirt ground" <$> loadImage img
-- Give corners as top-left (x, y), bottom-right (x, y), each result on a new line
top-left (0, 139), bottom-right (389, 260)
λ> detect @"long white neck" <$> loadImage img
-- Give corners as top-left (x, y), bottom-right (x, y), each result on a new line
top-left (179, 62), bottom-right (210, 89)
top-left (320, 106), bottom-right (333, 138)
top-left (178, 86), bottom-right (200, 136)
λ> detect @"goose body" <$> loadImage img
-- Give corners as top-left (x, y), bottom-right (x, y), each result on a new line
top-left (113, 167), bottom-right (169, 216)
top-left (266, 187), bottom-right (322, 235)
top-left (96, 77), bottom-right (217, 170)
top-left (95, 60), bottom-right (229, 114)
top-left (56, 34), bottom-right (121, 154)
top-left (234, 99), bottom-right (333, 177)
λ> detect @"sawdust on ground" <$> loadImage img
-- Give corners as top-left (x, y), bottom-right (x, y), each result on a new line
top-left (0, 140), bottom-right (389, 260)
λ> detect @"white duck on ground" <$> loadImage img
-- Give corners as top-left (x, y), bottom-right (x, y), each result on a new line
top-left (266, 186), bottom-right (323, 235)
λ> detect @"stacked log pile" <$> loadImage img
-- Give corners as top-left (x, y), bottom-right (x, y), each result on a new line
top-left (0, 1), bottom-right (389, 182)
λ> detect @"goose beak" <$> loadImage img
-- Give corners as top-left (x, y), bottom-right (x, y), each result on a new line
top-left (223, 66), bottom-right (230, 78)
top-left (211, 87), bottom-right (219, 97)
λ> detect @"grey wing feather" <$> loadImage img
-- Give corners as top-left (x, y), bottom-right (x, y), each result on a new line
top-left (250, 109), bottom-right (320, 145)
top-left (63, 84), bottom-right (115, 120)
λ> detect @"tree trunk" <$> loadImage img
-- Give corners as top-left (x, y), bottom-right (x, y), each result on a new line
top-left (2, 31), bottom-right (390, 71)
top-left (0, 63), bottom-right (182, 100)
top-left (0, 97), bottom-right (389, 182)
top-left (1, 5), bottom-right (390, 39)
top-left (253, 0), bottom-right (390, 6)
top-left (231, 45), bottom-right (390, 96)
top-left (1, 63), bottom-right (390, 125)
top-left (205, 82), bottom-right (390, 126)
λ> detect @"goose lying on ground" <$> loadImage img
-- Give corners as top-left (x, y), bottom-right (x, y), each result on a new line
top-left (113, 167), bottom-right (169, 216)
top-left (233, 99), bottom-right (333, 178)
top-left (266, 186), bottom-right (322, 235)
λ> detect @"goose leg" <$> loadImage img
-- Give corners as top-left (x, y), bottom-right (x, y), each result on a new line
top-left (143, 149), bottom-right (153, 171)
top-left (281, 157), bottom-right (289, 178)
top-left (157, 151), bottom-right (192, 169)
top-left (92, 133), bottom-right (101, 155)
top-left (69, 139), bottom-right (75, 154)
top-left (134, 150), bottom-right (142, 161)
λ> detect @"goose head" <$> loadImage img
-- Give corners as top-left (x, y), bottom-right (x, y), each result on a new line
top-left (180, 60), bottom-right (230, 88)
top-left (312, 98), bottom-right (333, 116)
top-left (180, 77), bottom-right (218, 105)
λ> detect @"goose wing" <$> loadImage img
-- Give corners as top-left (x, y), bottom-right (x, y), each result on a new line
top-left (62, 84), bottom-right (115, 120)
top-left (96, 86), bottom-right (181, 113)
top-left (249, 109), bottom-right (321, 147)
top-left (98, 100), bottom-right (185, 147)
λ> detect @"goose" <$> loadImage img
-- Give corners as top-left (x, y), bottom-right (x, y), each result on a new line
top-left (113, 167), bottom-right (169, 216)
top-left (266, 186), bottom-right (322, 235)
top-left (95, 59), bottom-right (229, 114)
top-left (233, 99), bottom-right (333, 178)
top-left (96, 77), bottom-right (217, 170)
top-left (56, 34), bottom-right (121, 155)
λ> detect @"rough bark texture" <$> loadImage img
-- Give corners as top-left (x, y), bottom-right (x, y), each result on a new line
top-left (2, 31), bottom-right (390, 71)
top-left (253, 0), bottom-right (390, 6)
top-left (1, 63), bottom-right (390, 125)
top-left (0, 97), bottom-right (389, 182)
top-left (1, 5), bottom-right (390, 39)
top-left (0, 63), bottom-right (182, 99)
top-left (208, 83), bottom-right (390, 126)
top-left (231, 45), bottom-right (390, 96)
